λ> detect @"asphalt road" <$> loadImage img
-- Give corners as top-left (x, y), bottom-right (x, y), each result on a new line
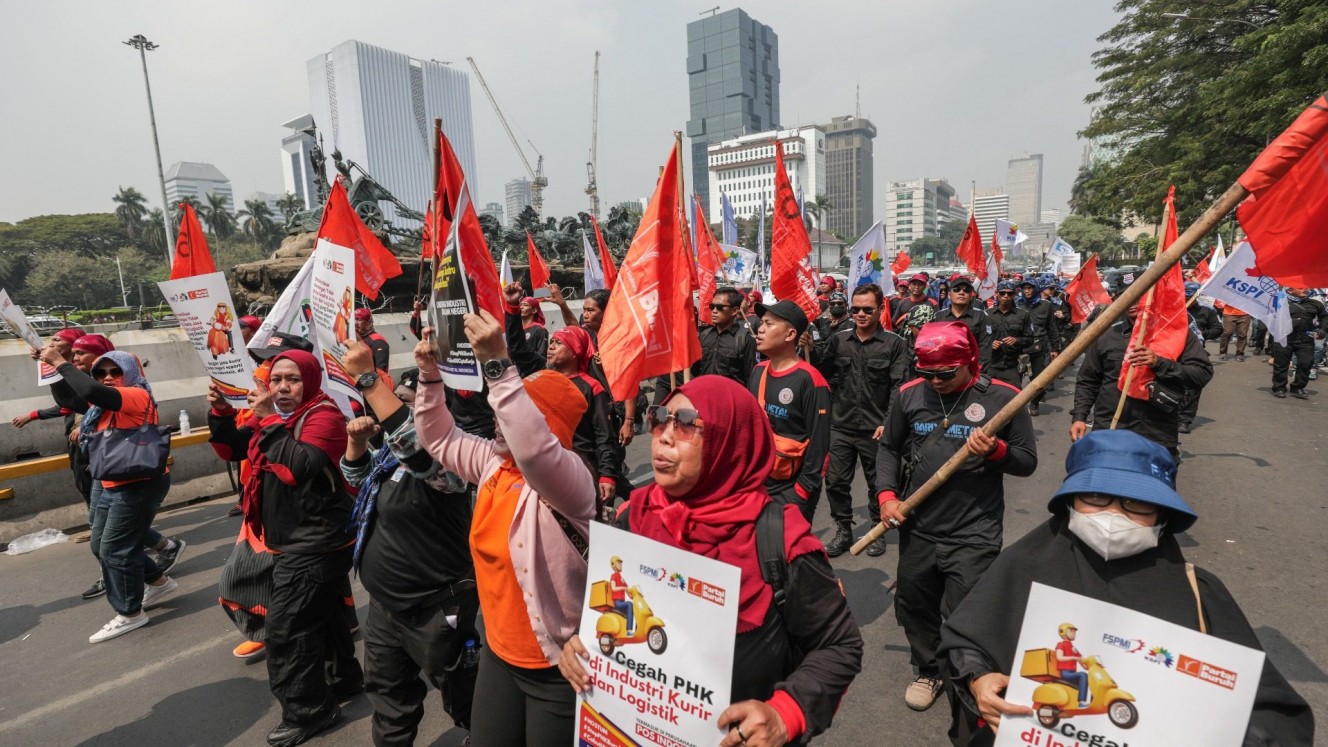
top-left (0, 348), bottom-right (1323, 745)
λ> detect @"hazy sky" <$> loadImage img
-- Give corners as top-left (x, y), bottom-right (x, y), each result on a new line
top-left (1, 0), bottom-right (1120, 227)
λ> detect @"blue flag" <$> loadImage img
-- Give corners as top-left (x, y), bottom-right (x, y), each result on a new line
top-left (720, 192), bottom-right (738, 245)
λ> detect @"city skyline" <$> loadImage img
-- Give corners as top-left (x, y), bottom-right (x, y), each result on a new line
top-left (1, 2), bottom-right (1118, 234)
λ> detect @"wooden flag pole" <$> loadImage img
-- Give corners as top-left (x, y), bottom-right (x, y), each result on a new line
top-left (849, 180), bottom-right (1250, 555)
top-left (675, 130), bottom-right (694, 384)
top-left (417, 118), bottom-right (442, 305)
top-left (1108, 284), bottom-right (1154, 429)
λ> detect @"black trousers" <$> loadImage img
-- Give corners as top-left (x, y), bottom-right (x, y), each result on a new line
top-left (987, 364), bottom-right (1021, 390)
top-left (364, 591), bottom-right (480, 746)
top-left (894, 531), bottom-right (1000, 677)
top-left (1178, 388), bottom-right (1202, 425)
top-left (1271, 337), bottom-right (1314, 393)
top-left (469, 646), bottom-right (575, 746)
top-left (1028, 350), bottom-right (1050, 404)
top-left (266, 547), bottom-right (363, 726)
top-left (825, 428), bottom-right (880, 527)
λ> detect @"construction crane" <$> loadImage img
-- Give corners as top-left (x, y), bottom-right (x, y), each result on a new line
top-left (585, 50), bottom-right (601, 217)
top-left (466, 56), bottom-right (547, 217)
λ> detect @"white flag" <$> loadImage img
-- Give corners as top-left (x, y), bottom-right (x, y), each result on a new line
top-left (582, 230), bottom-right (605, 293)
top-left (719, 244), bottom-right (758, 284)
top-left (1204, 241), bottom-right (1294, 344)
top-left (500, 250), bottom-right (513, 290)
top-left (1209, 235), bottom-right (1227, 276)
top-left (845, 221), bottom-right (889, 293)
top-left (995, 219), bottom-right (1028, 248)
top-left (1048, 237), bottom-right (1079, 274)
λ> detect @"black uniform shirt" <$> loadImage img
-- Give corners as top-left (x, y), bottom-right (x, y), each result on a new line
top-left (814, 327), bottom-right (911, 432)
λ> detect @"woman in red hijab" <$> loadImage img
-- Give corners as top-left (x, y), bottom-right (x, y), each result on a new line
top-left (559, 375), bottom-right (863, 746)
top-left (207, 349), bottom-right (363, 745)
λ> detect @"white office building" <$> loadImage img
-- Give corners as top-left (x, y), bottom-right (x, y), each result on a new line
top-left (884, 178), bottom-right (957, 251)
top-left (307, 40), bottom-right (477, 228)
top-left (164, 162), bottom-right (232, 210)
top-left (480, 202), bottom-right (504, 224)
top-left (505, 178), bottom-right (533, 226)
top-left (972, 189), bottom-right (1010, 245)
top-left (1007, 154), bottom-right (1044, 228)
top-left (280, 114), bottom-right (319, 210)
top-left (706, 126), bottom-right (825, 223)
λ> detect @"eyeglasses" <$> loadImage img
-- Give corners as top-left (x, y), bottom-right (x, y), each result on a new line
top-left (915, 366), bottom-right (960, 381)
top-left (951, 287), bottom-right (973, 294)
top-left (997, 291), bottom-right (1015, 297)
top-left (828, 302), bottom-right (847, 307)
top-left (92, 367), bottom-right (124, 378)
top-left (849, 305), bottom-right (878, 315)
top-left (1077, 493), bottom-right (1160, 517)
top-left (708, 303), bottom-right (732, 311)
top-left (646, 405), bottom-right (704, 440)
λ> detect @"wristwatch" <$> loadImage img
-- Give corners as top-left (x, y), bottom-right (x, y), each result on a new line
top-left (482, 358), bottom-right (513, 381)
top-left (354, 371), bottom-right (379, 391)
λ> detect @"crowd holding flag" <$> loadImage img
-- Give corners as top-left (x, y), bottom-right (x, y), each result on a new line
top-left (597, 140), bottom-right (701, 402)
top-left (768, 139), bottom-right (822, 321)
top-left (846, 220), bottom-right (889, 294)
top-left (1118, 186), bottom-right (1189, 403)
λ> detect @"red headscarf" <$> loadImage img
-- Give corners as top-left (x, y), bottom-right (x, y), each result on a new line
top-left (72, 334), bottom-right (114, 357)
top-left (629, 375), bottom-right (823, 632)
top-left (521, 297), bottom-right (546, 328)
top-left (241, 350), bottom-right (347, 537)
top-left (53, 327), bottom-right (85, 345)
top-left (552, 325), bottom-right (595, 373)
top-left (914, 320), bottom-right (981, 377)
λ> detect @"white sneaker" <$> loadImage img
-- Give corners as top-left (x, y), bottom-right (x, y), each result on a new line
top-left (89, 612), bottom-right (149, 643)
top-left (141, 577), bottom-right (178, 609)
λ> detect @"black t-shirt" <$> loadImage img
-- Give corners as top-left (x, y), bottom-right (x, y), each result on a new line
top-left (366, 331), bottom-right (391, 372)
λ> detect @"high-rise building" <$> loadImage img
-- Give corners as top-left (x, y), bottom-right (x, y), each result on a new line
top-left (707, 126), bottom-right (824, 222)
top-left (1040, 208), bottom-right (1061, 225)
top-left (884, 178), bottom-right (957, 252)
top-left (280, 114), bottom-right (319, 210)
top-left (1006, 154), bottom-right (1044, 228)
top-left (164, 162), bottom-right (232, 211)
top-left (819, 115), bottom-right (876, 240)
top-left (941, 197), bottom-right (968, 228)
top-left (506, 178), bottom-right (533, 225)
top-left (972, 189), bottom-right (1010, 245)
top-left (686, 8), bottom-right (780, 211)
top-left (480, 202), bottom-right (505, 225)
top-left (307, 40), bottom-right (476, 228)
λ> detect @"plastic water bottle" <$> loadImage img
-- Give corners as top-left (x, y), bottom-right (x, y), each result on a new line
top-left (460, 639), bottom-right (480, 669)
top-left (178, 409), bottom-right (191, 434)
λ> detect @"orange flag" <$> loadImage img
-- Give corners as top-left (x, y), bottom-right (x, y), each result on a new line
top-left (588, 214), bottom-right (618, 290)
top-left (1064, 254), bottom-right (1111, 324)
top-left (954, 214), bottom-right (984, 277)
top-left (891, 250), bottom-right (911, 277)
top-left (169, 203), bottom-right (216, 279)
top-left (598, 141), bottom-right (702, 402)
top-left (1236, 92), bottom-right (1328, 287)
top-left (431, 125), bottom-right (503, 319)
top-left (695, 196), bottom-right (725, 325)
top-left (318, 179), bottom-right (403, 300)
top-left (526, 233), bottom-right (551, 290)
top-left (769, 141), bottom-right (820, 321)
top-left (1120, 186), bottom-right (1189, 400)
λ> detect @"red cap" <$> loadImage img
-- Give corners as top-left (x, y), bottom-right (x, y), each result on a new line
top-left (72, 334), bottom-right (114, 357)
top-left (914, 321), bottom-right (980, 376)
top-left (908, 273), bottom-right (928, 283)
top-left (238, 315), bottom-right (262, 330)
top-left (52, 327), bottom-right (85, 344)
top-left (354, 308), bottom-right (373, 322)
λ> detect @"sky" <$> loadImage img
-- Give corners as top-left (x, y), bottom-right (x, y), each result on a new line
top-left (1, 0), bottom-right (1120, 228)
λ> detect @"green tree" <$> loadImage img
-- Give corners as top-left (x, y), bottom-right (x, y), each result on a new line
top-left (237, 199), bottom-right (277, 248)
top-left (1073, 1), bottom-right (1328, 227)
top-left (276, 192), bottom-right (304, 222)
top-left (141, 208), bottom-right (168, 260)
top-left (112, 186), bottom-right (148, 240)
top-left (1056, 215), bottom-right (1131, 261)
top-left (201, 192), bottom-right (237, 240)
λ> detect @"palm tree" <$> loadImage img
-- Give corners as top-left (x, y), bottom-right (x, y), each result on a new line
top-left (142, 208), bottom-right (168, 258)
top-left (806, 194), bottom-right (833, 267)
top-left (237, 199), bottom-right (276, 247)
top-left (201, 192), bottom-right (237, 240)
top-left (275, 192), bottom-right (304, 222)
top-left (112, 187), bottom-right (149, 239)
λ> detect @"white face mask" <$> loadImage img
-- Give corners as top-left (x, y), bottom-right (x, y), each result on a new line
top-left (1068, 508), bottom-right (1163, 561)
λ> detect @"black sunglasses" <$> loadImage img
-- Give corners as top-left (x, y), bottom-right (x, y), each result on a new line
top-left (1078, 493), bottom-right (1160, 517)
top-left (849, 305), bottom-right (878, 315)
top-left (646, 405), bottom-right (704, 439)
top-left (93, 367), bottom-right (124, 378)
top-left (997, 291), bottom-right (1015, 296)
top-left (951, 286), bottom-right (974, 293)
top-left (709, 303), bottom-right (732, 311)
top-left (916, 366), bottom-right (960, 381)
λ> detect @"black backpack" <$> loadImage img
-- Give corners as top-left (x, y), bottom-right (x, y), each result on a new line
top-left (755, 501), bottom-right (789, 612)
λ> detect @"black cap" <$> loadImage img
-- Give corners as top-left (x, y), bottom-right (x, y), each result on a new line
top-left (754, 300), bottom-right (809, 336)
top-left (950, 276), bottom-right (975, 291)
top-left (250, 331), bottom-right (315, 361)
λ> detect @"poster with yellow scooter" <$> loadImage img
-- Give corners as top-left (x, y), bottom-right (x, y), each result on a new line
top-left (995, 584), bottom-right (1266, 747)
top-left (575, 523), bottom-right (741, 747)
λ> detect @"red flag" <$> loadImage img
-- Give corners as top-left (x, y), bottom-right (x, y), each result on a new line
top-left (1064, 254), bottom-right (1111, 324)
top-left (954, 214), bottom-right (984, 276)
top-left (588, 214), bottom-right (618, 290)
top-left (597, 141), bottom-right (702, 402)
top-left (891, 250), bottom-right (911, 276)
top-left (525, 233), bottom-right (550, 290)
top-left (695, 196), bottom-right (725, 325)
top-left (317, 179), bottom-right (403, 300)
top-left (169, 203), bottom-right (216, 279)
top-left (1120, 186), bottom-right (1189, 400)
top-left (421, 204), bottom-right (433, 258)
top-left (769, 141), bottom-right (820, 321)
top-left (1192, 246), bottom-right (1214, 284)
top-left (430, 126), bottom-right (503, 319)
top-left (1236, 93), bottom-right (1328, 287)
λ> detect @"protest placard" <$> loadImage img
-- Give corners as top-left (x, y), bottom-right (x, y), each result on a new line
top-left (0, 290), bottom-right (60, 385)
top-left (157, 273), bottom-right (255, 404)
top-left (309, 240), bottom-right (361, 408)
top-left (575, 523), bottom-right (739, 747)
top-left (995, 583), bottom-right (1265, 747)
top-left (427, 183), bottom-right (484, 392)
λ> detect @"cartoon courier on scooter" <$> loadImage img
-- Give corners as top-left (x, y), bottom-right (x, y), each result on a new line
top-left (588, 556), bottom-right (667, 657)
top-left (1020, 623), bottom-right (1139, 729)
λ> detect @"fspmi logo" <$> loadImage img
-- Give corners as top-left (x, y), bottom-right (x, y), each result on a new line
top-left (168, 289), bottom-right (209, 302)
top-left (322, 258), bottom-right (346, 274)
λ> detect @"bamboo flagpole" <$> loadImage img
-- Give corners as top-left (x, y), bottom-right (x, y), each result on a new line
top-left (675, 130), bottom-right (693, 384)
top-left (849, 180), bottom-right (1250, 555)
